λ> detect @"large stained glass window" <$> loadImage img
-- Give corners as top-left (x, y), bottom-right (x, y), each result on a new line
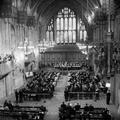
top-left (79, 20), bottom-right (87, 41)
top-left (46, 18), bottom-right (54, 42)
top-left (56, 7), bottom-right (76, 43)
top-left (46, 7), bottom-right (87, 44)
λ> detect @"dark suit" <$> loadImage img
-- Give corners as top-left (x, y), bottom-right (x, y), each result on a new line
top-left (106, 92), bottom-right (111, 105)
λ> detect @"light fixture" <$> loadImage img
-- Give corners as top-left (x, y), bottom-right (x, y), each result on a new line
top-left (106, 82), bottom-right (111, 88)
top-left (95, 6), bottom-right (99, 9)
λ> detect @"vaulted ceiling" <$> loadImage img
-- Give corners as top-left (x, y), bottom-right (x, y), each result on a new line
top-left (22, 0), bottom-right (101, 23)
top-left (1, 0), bottom-right (119, 43)
top-left (20, 0), bottom-right (102, 43)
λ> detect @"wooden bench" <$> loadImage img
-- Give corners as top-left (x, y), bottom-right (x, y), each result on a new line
top-left (59, 107), bottom-right (112, 120)
top-left (0, 105), bottom-right (47, 120)
top-left (23, 92), bottom-right (53, 101)
top-left (68, 92), bottom-right (96, 100)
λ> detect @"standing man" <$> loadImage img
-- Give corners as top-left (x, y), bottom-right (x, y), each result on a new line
top-left (15, 89), bottom-right (19, 103)
top-left (19, 89), bottom-right (23, 103)
top-left (64, 88), bottom-right (69, 101)
top-left (106, 89), bottom-right (111, 105)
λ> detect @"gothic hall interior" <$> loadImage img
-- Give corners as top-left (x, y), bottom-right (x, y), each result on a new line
top-left (0, 0), bottom-right (120, 120)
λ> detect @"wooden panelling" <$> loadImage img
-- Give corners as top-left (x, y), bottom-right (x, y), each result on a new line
top-left (41, 52), bottom-right (85, 65)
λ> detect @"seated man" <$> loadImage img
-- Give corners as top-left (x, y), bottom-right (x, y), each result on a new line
top-left (3, 100), bottom-right (8, 108)
top-left (7, 100), bottom-right (14, 111)
top-left (60, 102), bottom-right (66, 110)
top-left (40, 105), bottom-right (47, 112)
top-left (84, 104), bottom-right (89, 113)
top-left (74, 103), bottom-right (81, 111)
top-left (66, 103), bottom-right (75, 119)
top-left (102, 108), bottom-right (111, 119)
top-left (89, 104), bottom-right (94, 111)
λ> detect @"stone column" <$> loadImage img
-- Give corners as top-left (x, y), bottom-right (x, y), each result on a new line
top-left (106, 32), bottom-right (112, 75)
top-left (106, 0), bottom-right (115, 75)
top-left (76, 15), bottom-right (80, 42)
top-left (53, 17), bottom-right (56, 42)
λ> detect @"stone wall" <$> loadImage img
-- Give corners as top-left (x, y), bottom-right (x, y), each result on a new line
top-left (40, 52), bottom-right (86, 65)
top-left (0, 62), bottom-right (24, 99)
top-left (0, 17), bottom-right (39, 99)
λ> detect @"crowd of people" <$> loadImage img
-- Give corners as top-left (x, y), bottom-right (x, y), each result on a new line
top-left (0, 62), bottom-right (113, 120)
top-left (15, 71), bottom-right (60, 102)
top-left (59, 102), bottom-right (111, 120)
top-left (64, 63), bottom-right (107, 101)
top-left (1, 99), bottom-right (47, 120)
top-left (66, 72), bottom-right (106, 92)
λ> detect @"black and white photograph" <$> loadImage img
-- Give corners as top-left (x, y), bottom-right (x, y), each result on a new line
top-left (0, 0), bottom-right (120, 120)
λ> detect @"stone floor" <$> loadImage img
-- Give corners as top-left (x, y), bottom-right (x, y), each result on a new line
top-left (0, 74), bottom-right (120, 120)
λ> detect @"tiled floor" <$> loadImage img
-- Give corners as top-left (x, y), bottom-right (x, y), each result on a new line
top-left (0, 75), bottom-right (120, 120)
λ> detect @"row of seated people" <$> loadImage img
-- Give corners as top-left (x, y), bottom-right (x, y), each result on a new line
top-left (0, 100), bottom-right (47, 120)
top-left (59, 102), bottom-right (111, 120)
top-left (64, 68), bottom-right (107, 100)
top-left (54, 62), bottom-right (93, 71)
top-left (15, 71), bottom-right (60, 102)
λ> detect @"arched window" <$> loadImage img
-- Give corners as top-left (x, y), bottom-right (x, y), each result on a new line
top-left (46, 18), bottom-right (54, 42)
top-left (46, 7), bottom-right (87, 44)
